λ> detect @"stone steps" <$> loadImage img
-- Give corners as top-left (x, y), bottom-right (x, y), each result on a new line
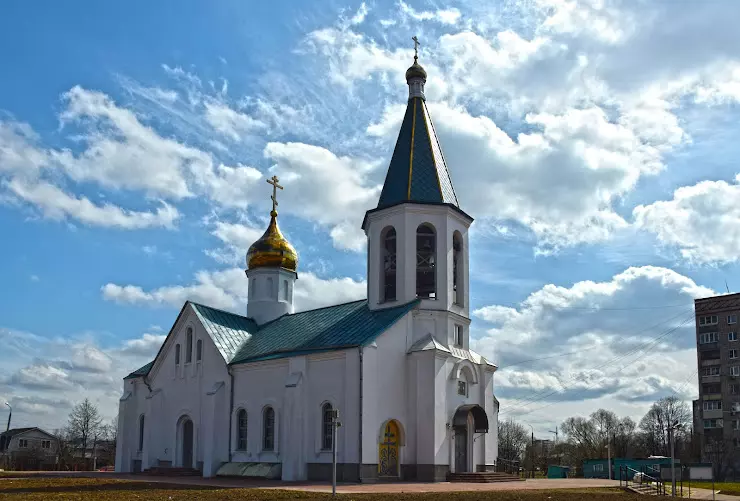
top-left (627, 484), bottom-right (661, 495)
top-left (447, 472), bottom-right (524, 483)
top-left (142, 467), bottom-right (201, 476)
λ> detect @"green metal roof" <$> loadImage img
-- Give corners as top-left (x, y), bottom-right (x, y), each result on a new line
top-left (123, 299), bottom-right (418, 380)
top-left (124, 360), bottom-right (154, 379)
top-left (376, 96), bottom-right (458, 209)
top-left (191, 302), bottom-right (259, 362)
top-left (230, 299), bottom-right (418, 364)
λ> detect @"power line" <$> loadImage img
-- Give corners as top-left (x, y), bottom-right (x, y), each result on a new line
top-left (497, 308), bottom-right (694, 409)
top-left (500, 313), bottom-right (695, 418)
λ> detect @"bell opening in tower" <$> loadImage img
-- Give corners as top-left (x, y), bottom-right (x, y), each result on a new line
top-left (453, 232), bottom-right (463, 306)
top-left (382, 227), bottom-right (397, 302)
top-left (416, 224), bottom-right (436, 299)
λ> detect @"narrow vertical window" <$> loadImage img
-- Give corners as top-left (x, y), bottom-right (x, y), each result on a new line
top-left (283, 280), bottom-right (289, 301)
top-left (175, 344), bottom-right (181, 365)
top-left (416, 224), bottom-right (436, 299)
top-left (186, 327), bottom-right (193, 363)
top-left (138, 415), bottom-right (145, 452)
top-left (237, 409), bottom-right (248, 451)
top-left (454, 324), bottom-right (463, 347)
top-left (263, 407), bottom-right (275, 451)
top-left (196, 339), bottom-right (203, 362)
top-left (382, 227), bottom-right (397, 302)
top-left (453, 232), bottom-right (463, 305)
top-left (322, 403), bottom-right (334, 450)
top-left (266, 277), bottom-right (274, 299)
top-left (250, 279), bottom-right (256, 299)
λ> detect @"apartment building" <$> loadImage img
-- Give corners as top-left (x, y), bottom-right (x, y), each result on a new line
top-left (695, 293), bottom-right (740, 459)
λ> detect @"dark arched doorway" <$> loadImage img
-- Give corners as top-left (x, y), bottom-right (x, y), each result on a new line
top-left (180, 417), bottom-right (194, 468)
top-left (452, 405), bottom-right (488, 473)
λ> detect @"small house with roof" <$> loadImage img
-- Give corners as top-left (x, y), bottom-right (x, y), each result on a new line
top-left (0, 427), bottom-right (59, 470)
top-left (115, 53), bottom-right (499, 482)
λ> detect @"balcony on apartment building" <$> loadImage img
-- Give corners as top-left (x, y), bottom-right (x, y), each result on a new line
top-left (700, 349), bottom-right (721, 366)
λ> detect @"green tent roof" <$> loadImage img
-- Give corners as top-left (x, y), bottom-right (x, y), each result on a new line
top-left (376, 96), bottom-right (458, 209)
top-left (124, 299), bottom-right (418, 379)
top-left (124, 360), bottom-right (154, 380)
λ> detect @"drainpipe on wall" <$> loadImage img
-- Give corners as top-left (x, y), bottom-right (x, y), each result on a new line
top-left (358, 346), bottom-right (364, 483)
top-left (228, 367), bottom-right (234, 462)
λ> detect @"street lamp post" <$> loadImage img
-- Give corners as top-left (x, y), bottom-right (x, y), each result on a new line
top-left (605, 439), bottom-right (611, 480)
top-left (526, 424), bottom-right (534, 479)
top-left (669, 421), bottom-right (683, 497)
top-left (330, 409), bottom-right (342, 497)
top-left (4, 403), bottom-right (10, 432)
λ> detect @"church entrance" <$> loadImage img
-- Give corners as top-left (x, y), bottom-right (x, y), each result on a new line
top-left (179, 417), bottom-right (194, 468)
top-left (451, 404), bottom-right (489, 473)
top-left (378, 420), bottom-right (400, 477)
top-left (454, 426), bottom-right (468, 472)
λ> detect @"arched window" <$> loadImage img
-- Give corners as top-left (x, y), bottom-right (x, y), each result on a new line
top-left (186, 327), bottom-right (193, 363)
top-left (237, 409), bottom-right (248, 450)
top-left (416, 224), bottom-right (436, 299)
top-left (175, 344), bottom-right (181, 366)
top-left (283, 280), bottom-right (289, 301)
top-left (321, 403), bottom-right (334, 450)
top-left (196, 339), bottom-right (203, 362)
top-left (266, 277), bottom-right (274, 299)
top-left (381, 227), bottom-right (397, 302)
top-left (263, 407), bottom-right (275, 451)
top-left (138, 415), bottom-right (145, 452)
top-left (453, 232), bottom-right (463, 306)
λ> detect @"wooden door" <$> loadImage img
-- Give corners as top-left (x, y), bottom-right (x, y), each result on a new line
top-left (454, 427), bottom-right (467, 473)
top-left (378, 421), bottom-right (399, 477)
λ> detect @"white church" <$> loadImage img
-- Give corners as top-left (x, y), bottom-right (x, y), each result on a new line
top-left (115, 53), bottom-right (499, 482)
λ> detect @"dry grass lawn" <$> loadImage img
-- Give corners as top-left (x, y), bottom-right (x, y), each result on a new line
top-left (0, 477), bottom-right (639, 500)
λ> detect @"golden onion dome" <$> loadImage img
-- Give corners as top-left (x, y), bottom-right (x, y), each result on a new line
top-left (246, 210), bottom-right (298, 272)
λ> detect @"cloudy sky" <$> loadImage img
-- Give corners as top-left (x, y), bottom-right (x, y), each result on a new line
top-left (1, 0), bottom-right (738, 437)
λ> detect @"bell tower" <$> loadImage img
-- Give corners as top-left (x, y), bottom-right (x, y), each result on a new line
top-left (362, 40), bottom-right (473, 344)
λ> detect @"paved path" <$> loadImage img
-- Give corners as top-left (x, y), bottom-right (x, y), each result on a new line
top-left (1, 473), bottom-right (622, 493)
top-left (678, 487), bottom-right (737, 501)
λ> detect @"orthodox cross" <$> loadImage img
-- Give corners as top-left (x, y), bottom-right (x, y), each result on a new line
top-left (266, 175), bottom-right (283, 212)
top-left (412, 36), bottom-right (420, 59)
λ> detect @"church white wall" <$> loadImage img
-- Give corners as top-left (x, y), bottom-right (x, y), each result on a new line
top-left (230, 349), bottom-right (360, 481)
top-left (246, 268), bottom-right (296, 325)
top-left (231, 359), bottom-right (288, 464)
top-left (361, 314), bottom-right (413, 468)
top-left (116, 305), bottom-right (231, 476)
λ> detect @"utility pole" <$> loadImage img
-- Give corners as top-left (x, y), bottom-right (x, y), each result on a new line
top-left (606, 438), bottom-right (611, 480)
top-left (548, 426), bottom-right (559, 466)
top-left (669, 421), bottom-right (682, 497)
top-left (331, 409), bottom-right (342, 497)
top-left (527, 424), bottom-right (535, 479)
top-left (4, 403), bottom-right (10, 432)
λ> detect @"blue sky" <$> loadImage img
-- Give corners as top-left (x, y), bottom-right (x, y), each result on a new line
top-left (2, 0), bottom-right (740, 435)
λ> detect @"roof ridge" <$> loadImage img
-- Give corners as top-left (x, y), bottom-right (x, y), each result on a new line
top-left (189, 301), bottom-right (251, 320)
top-left (283, 298), bottom-right (367, 317)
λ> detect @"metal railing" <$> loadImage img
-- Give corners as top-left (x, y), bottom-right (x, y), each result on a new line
top-left (495, 458), bottom-right (520, 476)
top-left (619, 465), bottom-right (667, 496)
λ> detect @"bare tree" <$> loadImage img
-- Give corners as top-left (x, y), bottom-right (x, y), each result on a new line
top-left (613, 417), bottom-right (637, 458)
top-left (705, 438), bottom-right (736, 481)
top-left (498, 418), bottom-right (529, 463)
top-left (639, 396), bottom-right (691, 456)
top-left (53, 428), bottom-right (74, 471)
top-left (67, 399), bottom-right (103, 469)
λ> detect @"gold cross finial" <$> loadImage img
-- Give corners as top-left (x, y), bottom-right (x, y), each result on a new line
top-left (266, 175), bottom-right (283, 214)
top-left (412, 36), bottom-right (420, 60)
